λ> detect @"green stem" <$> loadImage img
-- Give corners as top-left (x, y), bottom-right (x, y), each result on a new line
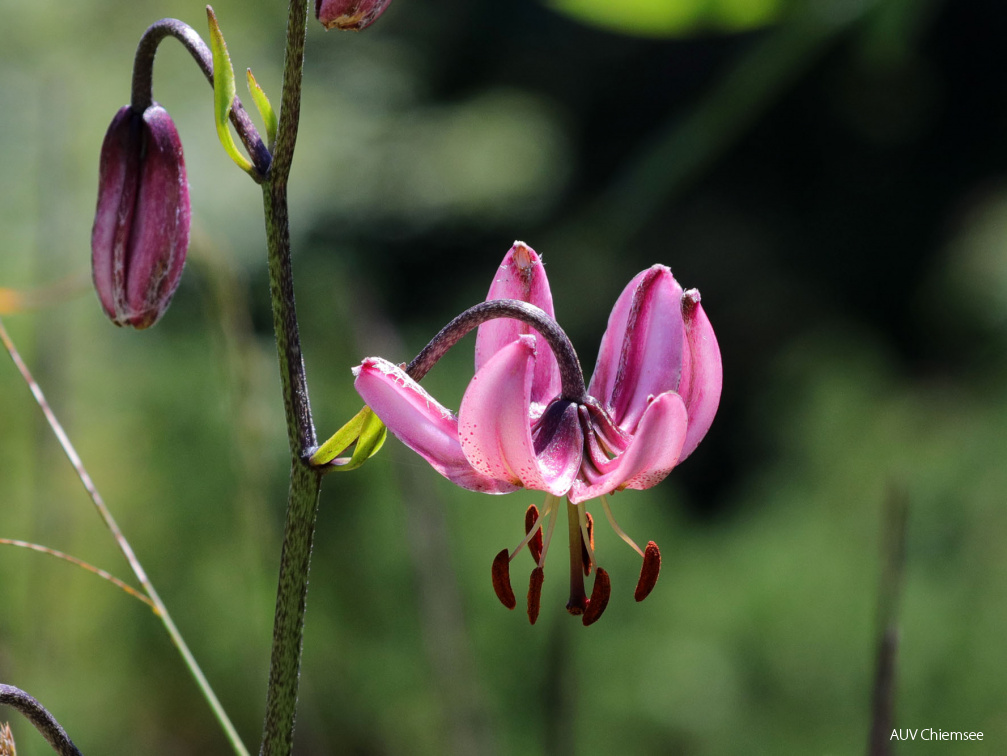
top-left (257, 1), bottom-right (323, 755)
top-left (257, 463), bottom-right (322, 756)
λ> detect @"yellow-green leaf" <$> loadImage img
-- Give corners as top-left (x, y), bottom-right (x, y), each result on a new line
top-left (207, 6), bottom-right (254, 175)
top-left (246, 69), bottom-right (278, 149)
top-left (310, 405), bottom-right (371, 466)
top-left (346, 409), bottom-right (387, 469)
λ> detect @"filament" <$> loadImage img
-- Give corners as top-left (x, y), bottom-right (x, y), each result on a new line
top-left (537, 494), bottom-right (561, 569)
top-left (600, 494), bottom-right (645, 558)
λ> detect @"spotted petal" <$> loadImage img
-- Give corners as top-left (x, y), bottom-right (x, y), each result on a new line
top-left (460, 335), bottom-right (581, 496)
top-left (569, 391), bottom-right (688, 504)
top-left (475, 241), bottom-right (560, 410)
top-left (354, 357), bottom-right (518, 494)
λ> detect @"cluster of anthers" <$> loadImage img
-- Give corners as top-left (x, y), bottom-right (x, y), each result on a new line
top-left (491, 495), bottom-right (662, 625)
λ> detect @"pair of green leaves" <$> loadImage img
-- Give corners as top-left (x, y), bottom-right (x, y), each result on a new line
top-left (207, 6), bottom-right (277, 176)
top-left (310, 406), bottom-right (388, 472)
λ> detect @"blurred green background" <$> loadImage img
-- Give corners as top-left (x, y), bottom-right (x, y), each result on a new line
top-left (2, 0), bottom-right (1006, 753)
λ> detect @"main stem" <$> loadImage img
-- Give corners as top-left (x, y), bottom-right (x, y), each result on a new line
top-left (258, 2), bottom-right (322, 756)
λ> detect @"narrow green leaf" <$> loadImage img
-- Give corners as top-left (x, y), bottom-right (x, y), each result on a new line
top-left (246, 68), bottom-right (278, 148)
top-left (310, 406), bottom-right (371, 466)
top-left (346, 409), bottom-right (387, 469)
top-left (310, 406), bottom-right (387, 471)
top-left (207, 6), bottom-right (254, 175)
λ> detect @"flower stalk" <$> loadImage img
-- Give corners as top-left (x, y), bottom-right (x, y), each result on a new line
top-left (406, 298), bottom-right (587, 403)
top-left (0, 684), bottom-right (82, 756)
top-left (130, 17), bottom-right (271, 179)
top-left (257, 2), bottom-right (324, 755)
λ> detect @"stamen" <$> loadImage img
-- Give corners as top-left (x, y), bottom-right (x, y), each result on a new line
top-left (600, 495), bottom-right (646, 558)
top-left (508, 497), bottom-right (551, 563)
top-left (578, 507), bottom-right (595, 577)
top-left (527, 567), bottom-right (545, 625)
top-left (582, 568), bottom-right (611, 626)
top-left (491, 549), bottom-right (516, 609)
top-left (538, 494), bottom-right (561, 569)
top-left (635, 541), bottom-right (661, 602)
top-left (525, 504), bottom-right (543, 564)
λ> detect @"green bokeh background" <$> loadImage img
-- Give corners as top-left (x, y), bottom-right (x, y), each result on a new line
top-left (2, 0), bottom-right (1006, 753)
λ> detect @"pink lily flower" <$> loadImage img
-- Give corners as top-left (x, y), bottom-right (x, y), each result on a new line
top-left (354, 242), bottom-right (721, 624)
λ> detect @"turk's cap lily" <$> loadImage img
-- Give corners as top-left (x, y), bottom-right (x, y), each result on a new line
top-left (91, 104), bottom-right (190, 329)
top-left (354, 242), bottom-right (721, 503)
top-left (353, 241), bottom-right (722, 623)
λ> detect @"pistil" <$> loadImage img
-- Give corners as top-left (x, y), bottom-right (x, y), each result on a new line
top-left (565, 500), bottom-right (587, 615)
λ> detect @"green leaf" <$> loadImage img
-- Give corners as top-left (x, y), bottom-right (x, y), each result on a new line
top-left (310, 405), bottom-right (370, 466)
top-left (246, 68), bottom-right (278, 148)
top-left (346, 408), bottom-right (387, 470)
top-left (547, 0), bottom-right (786, 38)
top-left (207, 6), bottom-right (254, 175)
top-left (309, 406), bottom-right (386, 470)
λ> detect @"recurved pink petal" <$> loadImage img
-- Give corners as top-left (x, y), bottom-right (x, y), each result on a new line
top-left (587, 265), bottom-right (685, 434)
top-left (460, 335), bottom-right (580, 496)
top-left (354, 357), bottom-right (518, 494)
top-left (475, 242), bottom-right (560, 411)
top-left (569, 391), bottom-right (687, 504)
top-left (677, 290), bottom-right (722, 460)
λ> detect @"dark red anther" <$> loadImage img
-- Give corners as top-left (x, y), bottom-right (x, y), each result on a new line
top-left (582, 568), bottom-right (611, 626)
top-left (491, 549), bottom-right (516, 609)
top-left (525, 504), bottom-right (543, 564)
top-left (527, 567), bottom-right (545, 625)
top-left (580, 511), bottom-right (595, 576)
top-left (634, 541), bottom-right (661, 602)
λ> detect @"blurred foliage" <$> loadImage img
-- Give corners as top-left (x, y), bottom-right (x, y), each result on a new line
top-left (2, 0), bottom-right (1007, 754)
top-left (548, 0), bottom-right (787, 38)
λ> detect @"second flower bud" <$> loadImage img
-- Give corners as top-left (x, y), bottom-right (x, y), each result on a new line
top-left (91, 104), bottom-right (190, 329)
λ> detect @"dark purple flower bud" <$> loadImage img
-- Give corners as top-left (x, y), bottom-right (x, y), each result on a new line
top-left (91, 104), bottom-right (190, 329)
top-left (315, 0), bottom-right (391, 30)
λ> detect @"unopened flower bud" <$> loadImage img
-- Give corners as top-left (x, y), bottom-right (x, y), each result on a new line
top-left (315, 0), bottom-right (391, 30)
top-left (91, 104), bottom-right (190, 329)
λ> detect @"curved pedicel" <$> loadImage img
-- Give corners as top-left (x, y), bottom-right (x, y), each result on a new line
top-left (130, 18), bottom-right (271, 178)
